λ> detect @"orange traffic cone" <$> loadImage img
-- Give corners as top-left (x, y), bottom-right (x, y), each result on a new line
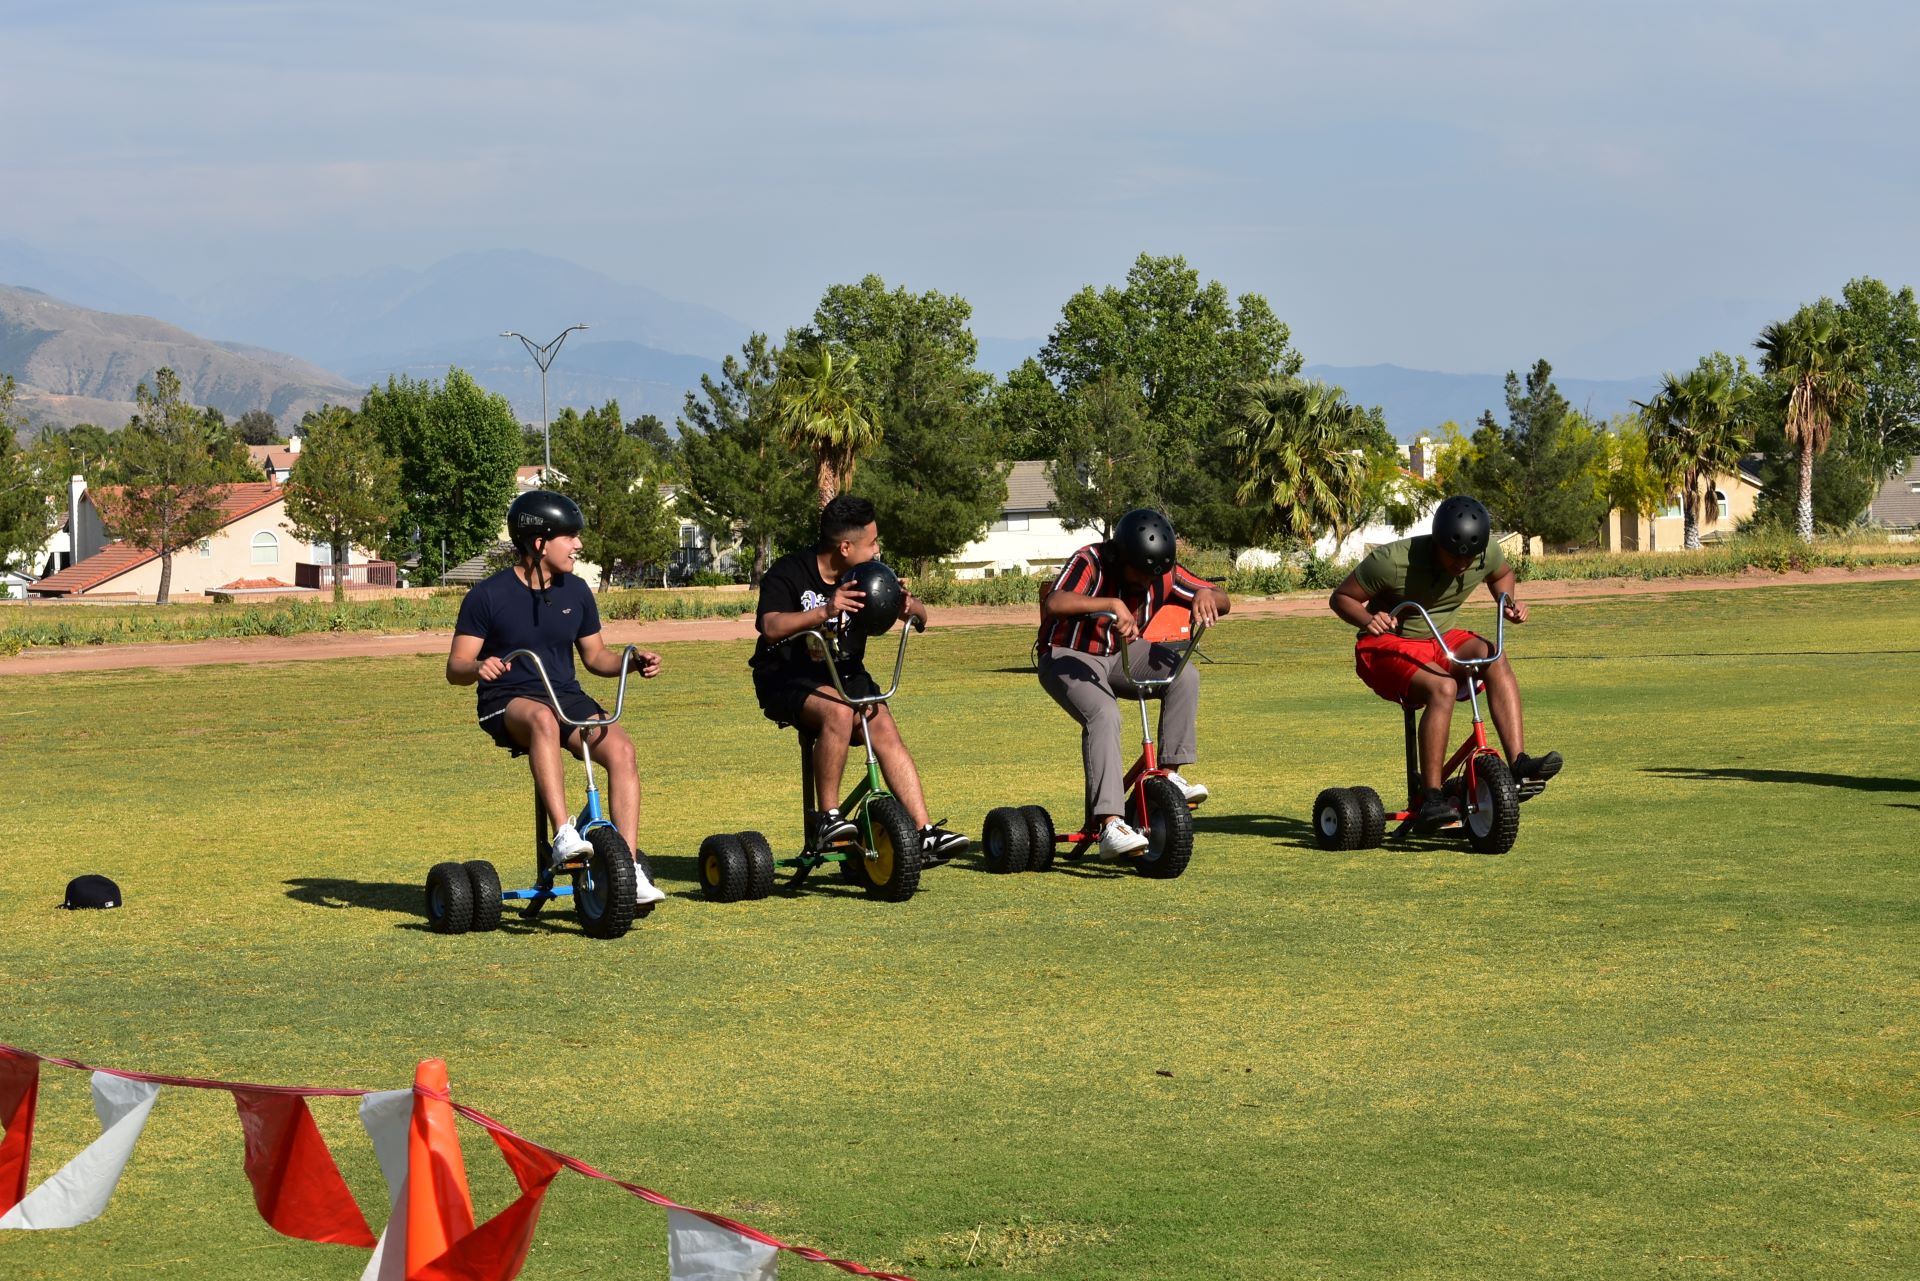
top-left (405, 1059), bottom-right (476, 1277)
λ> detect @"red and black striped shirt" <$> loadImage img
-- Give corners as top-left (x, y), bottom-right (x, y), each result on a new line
top-left (1039, 543), bottom-right (1209, 655)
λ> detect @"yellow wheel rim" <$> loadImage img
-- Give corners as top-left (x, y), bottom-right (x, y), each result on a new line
top-left (702, 852), bottom-right (720, 886)
top-left (867, 826), bottom-right (896, 885)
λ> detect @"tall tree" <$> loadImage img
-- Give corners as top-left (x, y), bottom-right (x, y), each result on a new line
top-left (1446, 360), bottom-right (1607, 551)
top-left (1755, 302), bottom-right (1866, 543)
top-left (1045, 371), bottom-right (1162, 539)
top-left (1636, 357), bottom-right (1752, 549)
top-left (773, 343), bottom-right (881, 508)
top-left (990, 358), bottom-right (1071, 462)
top-left (549, 401), bottom-right (678, 588)
top-left (1224, 378), bottom-right (1372, 546)
top-left (0, 375), bottom-right (61, 575)
top-left (1835, 277), bottom-right (1920, 486)
top-left (1594, 416), bottom-right (1679, 550)
top-left (282, 405), bottom-right (403, 603)
top-left (678, 335), bottom-right (813, 586)
top-left (626, 413), bottom-right (679, 471)
top-left (92, 368), bottom-right (230, 604)
top-left (361, 367), bottom-right (523, 584)
top-left (233, 409), bottom-right (280, 446)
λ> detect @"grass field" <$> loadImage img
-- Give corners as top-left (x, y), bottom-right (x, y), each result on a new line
top-left (1, 583), bottom-right (1916, 1280)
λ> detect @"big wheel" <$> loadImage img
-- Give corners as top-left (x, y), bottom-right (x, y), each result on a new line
top-left (1312, 787), bottom-right (1365, 851)
top-left (862, 797), bottom-right (924, 902)
top-left (1020, 805), bottom-right (1057, 872)
top-left (1135, 776), bottom-right (1194, 879)
top-left (736, 831), bottom-right (777, 900)
top-left (699, 833), bottom-right (750, 903)
top-left (463, 860), bottom-right (503, 932)
top-left (425, 862), bottom-right (475, 935)
top-left (575, 826), bottom-right (639, 937)
top-left (980, 807), bottom-right (1031, 874)
top-left (1462, 754), bottom-right (1520, 855)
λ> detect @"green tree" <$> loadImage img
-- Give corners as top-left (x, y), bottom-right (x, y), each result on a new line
top-left (203, 407), bottom-right (264, 483)
top-left (361, 367), bottom-right (522, 585)
top-left (1045, 371), bottom-right (1162, 539)
top-left (678, 335), bottom-right (813, 586)
top-left (1593, 416), bottom-right (1677, 549)
top-left (1447, 360), bottom-right (1607, 551)
top-left (549, 401), bottom-right (678, 588)
top-left (1755, 301), bottom-right (1866, 543)
top-left (234, 409), bottom-right (280, 446)
top-left (773, 342), bottom-right (881, 508)
top-left (1637, 357), bottom-right (1752, 549)
top-left (281, 405), bottom-right (403, 603)
top-left (0, 375), bottom-right (61, 575)
top-left (31, 423), bottom-right (116, 485)
top-left (1835, 277), bottom-right (1920, 487)
top-left (93, 368), bottom-right (230, 604)
top-left (1224, 378), bottom-right (1371, 545)
top-left (990, 358), bottom-right (1071, 461)
top-left (626, 413), bottom-right (678, 471)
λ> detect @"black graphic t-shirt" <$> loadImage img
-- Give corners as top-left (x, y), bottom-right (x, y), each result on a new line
top-left (749, 550), bottom-right (868, 684)
top-left (454, 567), bottom-right (603, 717)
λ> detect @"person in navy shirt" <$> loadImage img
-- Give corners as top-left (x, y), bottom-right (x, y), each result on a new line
top-left (447, 490), bottom-right (666, 903)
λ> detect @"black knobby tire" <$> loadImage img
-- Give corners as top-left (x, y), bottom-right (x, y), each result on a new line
top-left (1462, 754), bottom-right (1520, 855)
top-left (699, 833), bottom-right (750, 903)
top-left (981, 807), bottom-right (1031, 874)
top-left (1020, 805), bottom-right (1057, 872)
top-left (1350, 786), bottom-right (1388, 850)
top-left (463, 860), bottom-right (503, 932)
top-left (862, 797), bottom-right (923, 901)
top-left (425, 862), bottom-right (476, 934)
top-left (1136, 776), bottom-right (1194, 879)
top-left (737, 831), bottom-right (777, 900)
top-left (1313, 787), bottom-right (1364, 851)
top-left (575, 826), bottom-right (639, 937)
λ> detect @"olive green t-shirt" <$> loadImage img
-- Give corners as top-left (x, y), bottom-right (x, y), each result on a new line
top-left (1351, 535), bottom-right (1507, 640)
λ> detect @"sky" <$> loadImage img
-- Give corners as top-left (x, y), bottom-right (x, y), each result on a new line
top-left (3, 0), bottom-right (1917, 377)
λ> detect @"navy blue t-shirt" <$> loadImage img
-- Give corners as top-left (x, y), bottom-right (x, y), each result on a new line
top-left (453, 567), bottom-right (602, 717)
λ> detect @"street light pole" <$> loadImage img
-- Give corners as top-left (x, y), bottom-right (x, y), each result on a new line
top-left (500, 324), bottom-right (589, 478)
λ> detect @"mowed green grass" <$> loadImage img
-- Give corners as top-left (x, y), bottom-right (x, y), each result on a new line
top-left (1, 584), bottom-right (1916, 1280)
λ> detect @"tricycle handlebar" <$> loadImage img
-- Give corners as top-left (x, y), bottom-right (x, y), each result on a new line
top-left (1386, 593), bottom-right (1510, 669)
top-left (500, 646), bottom-right (645, 729)
top-left (796, 616), bottom-right (917, 709)
top-left (1082, 610), bottom-right (1210, 690)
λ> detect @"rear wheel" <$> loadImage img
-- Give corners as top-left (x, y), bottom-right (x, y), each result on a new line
top-left (1020, 805), bottom-right (1057, 872)
top-left (981, 807), bottom-right (1031, 874)
top-left (425, 862), bottom-right (475, 934)
top-left (463, 860), bottom-right (502, 932)
top-left (575, 826), bottom-right (638, 937)
top-left (737, 831), bottom-right (777, 900)
top-left (1136, 776), bottom-right (1194, 879)
top-left (863, 797), bottom-right (923, 901)
top-left (1350, 786), bottom-right (1387, 850)
top-left (699, 833), bottom-right (749, 902)
top-left (1462, 754), bottom-right (1520, 855)
top-left (1313, 787), bottom-right (1364, 851)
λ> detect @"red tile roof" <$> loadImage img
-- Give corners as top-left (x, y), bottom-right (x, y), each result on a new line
top-left (28, 483), bottom-right (287, 597)
top-left (217, 577), bottom-right (294, 590)
top-left (248, 444), bottom-right (300, 473)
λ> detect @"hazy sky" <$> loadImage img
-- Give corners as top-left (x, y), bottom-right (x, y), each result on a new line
top-left (4, 1), bottom-right (1916, 375)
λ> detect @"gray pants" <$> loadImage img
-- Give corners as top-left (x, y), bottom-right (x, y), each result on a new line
top-left (1038, 642), bottom-right (1198, 819)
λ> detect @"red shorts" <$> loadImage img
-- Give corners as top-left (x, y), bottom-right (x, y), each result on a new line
top-left (1354, 630), bottom-right (1481, 704)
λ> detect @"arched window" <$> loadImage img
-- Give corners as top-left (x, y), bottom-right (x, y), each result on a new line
top-left (1713, 489), bottom-right (1729, 522)
top-left (251, 531), bottom-right (280, 564)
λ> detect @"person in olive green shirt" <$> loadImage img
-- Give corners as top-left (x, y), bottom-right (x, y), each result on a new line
top-left (1328, 495), bottom-right (1562, 825)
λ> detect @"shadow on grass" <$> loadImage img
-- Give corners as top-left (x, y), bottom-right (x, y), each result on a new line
top-left (282, 877), bottom-right (604, 935)
top-left (1642, 766), bottom-right (1920, 794)
top-left (1192, 812), bottom-right (1320, 848)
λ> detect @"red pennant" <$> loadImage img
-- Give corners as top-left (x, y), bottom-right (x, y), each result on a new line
top-left (232, 1090), bottom-right (377, 1247)
top-left (0, 1049), bottom-right (37, 1215)
top-left (412, 1127), bottom-right (565, 1281)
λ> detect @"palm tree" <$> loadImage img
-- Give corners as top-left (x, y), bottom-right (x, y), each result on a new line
top-left (773, 344), bottom-right (881, 508)
top-left (1225, 378), bottom-right (1370, 545)
top-left (1755, 304), bottom-right (1865, 543)
top-left (1636, 365), bottom-right (1750, 549)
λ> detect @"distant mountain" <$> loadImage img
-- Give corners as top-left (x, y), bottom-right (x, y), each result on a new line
top-left (0, 284), bottom-right (362, 432)
top-left (1304, 363), bottom-right (1661, 440)
top-left (0, 239), bottom-right (185, 323)
top-left (348, 338), bottom-right (723, 425)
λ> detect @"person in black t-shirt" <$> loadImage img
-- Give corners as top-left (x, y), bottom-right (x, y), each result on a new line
top-left (751, 495), bottom-right (966, 862)
top-left (447, 490), bottom-right (666, 903)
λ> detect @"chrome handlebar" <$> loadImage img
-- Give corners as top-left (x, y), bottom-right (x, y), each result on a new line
top-left (796, 616), bottom-right (919, 709)
top-left (1084, 610), bottom-right (1211, 690)
top-left (1386, 593), bottom-right (1510, 669)
top-left (500, 645), bottom-right (645, 729)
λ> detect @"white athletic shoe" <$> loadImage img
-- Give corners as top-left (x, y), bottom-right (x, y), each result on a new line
top-left (633, 866), bottom-right (667, 905)
top-left (1163, 770), bottom-right (1209, 807)
top-left (1098, 817), bottom-right (1150, 860)
top-left (549, 821), bottom-right (592, 867)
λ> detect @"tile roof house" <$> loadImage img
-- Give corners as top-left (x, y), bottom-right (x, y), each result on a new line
top-left (946, 461), bottom-right (1088, 579)
top-left (1868, 457), bottom-right (1920, 531)
top-left (247, 439), bottom-right (304, 483)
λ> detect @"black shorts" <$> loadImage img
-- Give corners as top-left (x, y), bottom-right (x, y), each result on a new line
top-left (753, 668), bottom-right (881, 728)
top-left (477, 691), bottom-right (609, 758)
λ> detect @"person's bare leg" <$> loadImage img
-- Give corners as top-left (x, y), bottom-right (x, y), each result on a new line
top-left (569, 723), bottom-right (641, 852)
top-left (505, 700), bottom-right (572, 832)
top-left (864, 705), bottom-right (929, 827)
top-left (797, 693), bottom-right (855, 810)
top-left (1407, 668), bottom-right (1457, 792)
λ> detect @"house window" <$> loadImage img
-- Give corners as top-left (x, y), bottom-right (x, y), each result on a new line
top-left (990, 514), bottom-right (1032, 533)
top-left (1713, 489), bottom-right (1729, 522)
top-left (251, 531), bottom-right (280, 564)
top-left (1660, 500), bottom-right (1682, 519)
top-left (198, 540), bottom-right (212, 559)
top-left (311, 539), bottom-right (333, 563)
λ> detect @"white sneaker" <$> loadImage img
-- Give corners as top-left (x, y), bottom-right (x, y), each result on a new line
top-left (549, 821), bottom-right (592, 867)
top-left (1098, 817), bottom-right (1150, 860)
top-left (1163, 770), bottom-right (1209, 807)
top-left (633, 866), bottom-right (667, 905)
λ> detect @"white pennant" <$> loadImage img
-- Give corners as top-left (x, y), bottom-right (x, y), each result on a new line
top-left (668, 1208), bottom-right (780, 1280)
top-left (0, 1073), bottom-right (161, 1230)
top-left (355, 1087), bottom-right (414, 1281)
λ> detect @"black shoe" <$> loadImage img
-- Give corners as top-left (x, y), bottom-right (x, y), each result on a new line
top-left (1511, 751), bottom-right (1563, 782)
top-left (1413, 788), bottom-right (1457, 828)
top-left (919, 820), bottom-right (969, 865)
top-left (814, 808), bottom-right (858, 847)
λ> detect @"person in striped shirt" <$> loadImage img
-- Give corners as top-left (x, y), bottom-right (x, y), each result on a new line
top-left (1037, 508), bottom-right (1230, 859)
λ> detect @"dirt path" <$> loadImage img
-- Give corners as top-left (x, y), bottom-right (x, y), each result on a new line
top-left (5, 564), bottom-right (1919, 676)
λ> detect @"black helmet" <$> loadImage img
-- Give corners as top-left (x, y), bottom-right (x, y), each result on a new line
top-left (1432, 495), bottom-right (1491, 557)
top-left (1114, 508), bottom-right (1176, 577)
top-left (840, 560), bottom-right (905, 636)
top-left (508, 490), bottom-right (584, 555)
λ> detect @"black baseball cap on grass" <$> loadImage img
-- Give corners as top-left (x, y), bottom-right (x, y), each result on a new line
top-left (61, 875), bottom-right (122, 909)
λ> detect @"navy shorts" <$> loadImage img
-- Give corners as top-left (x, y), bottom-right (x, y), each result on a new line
top-left (753, 668), bottom-right (881, 729)
top-left (477, 691), bottom-right (609, 758)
